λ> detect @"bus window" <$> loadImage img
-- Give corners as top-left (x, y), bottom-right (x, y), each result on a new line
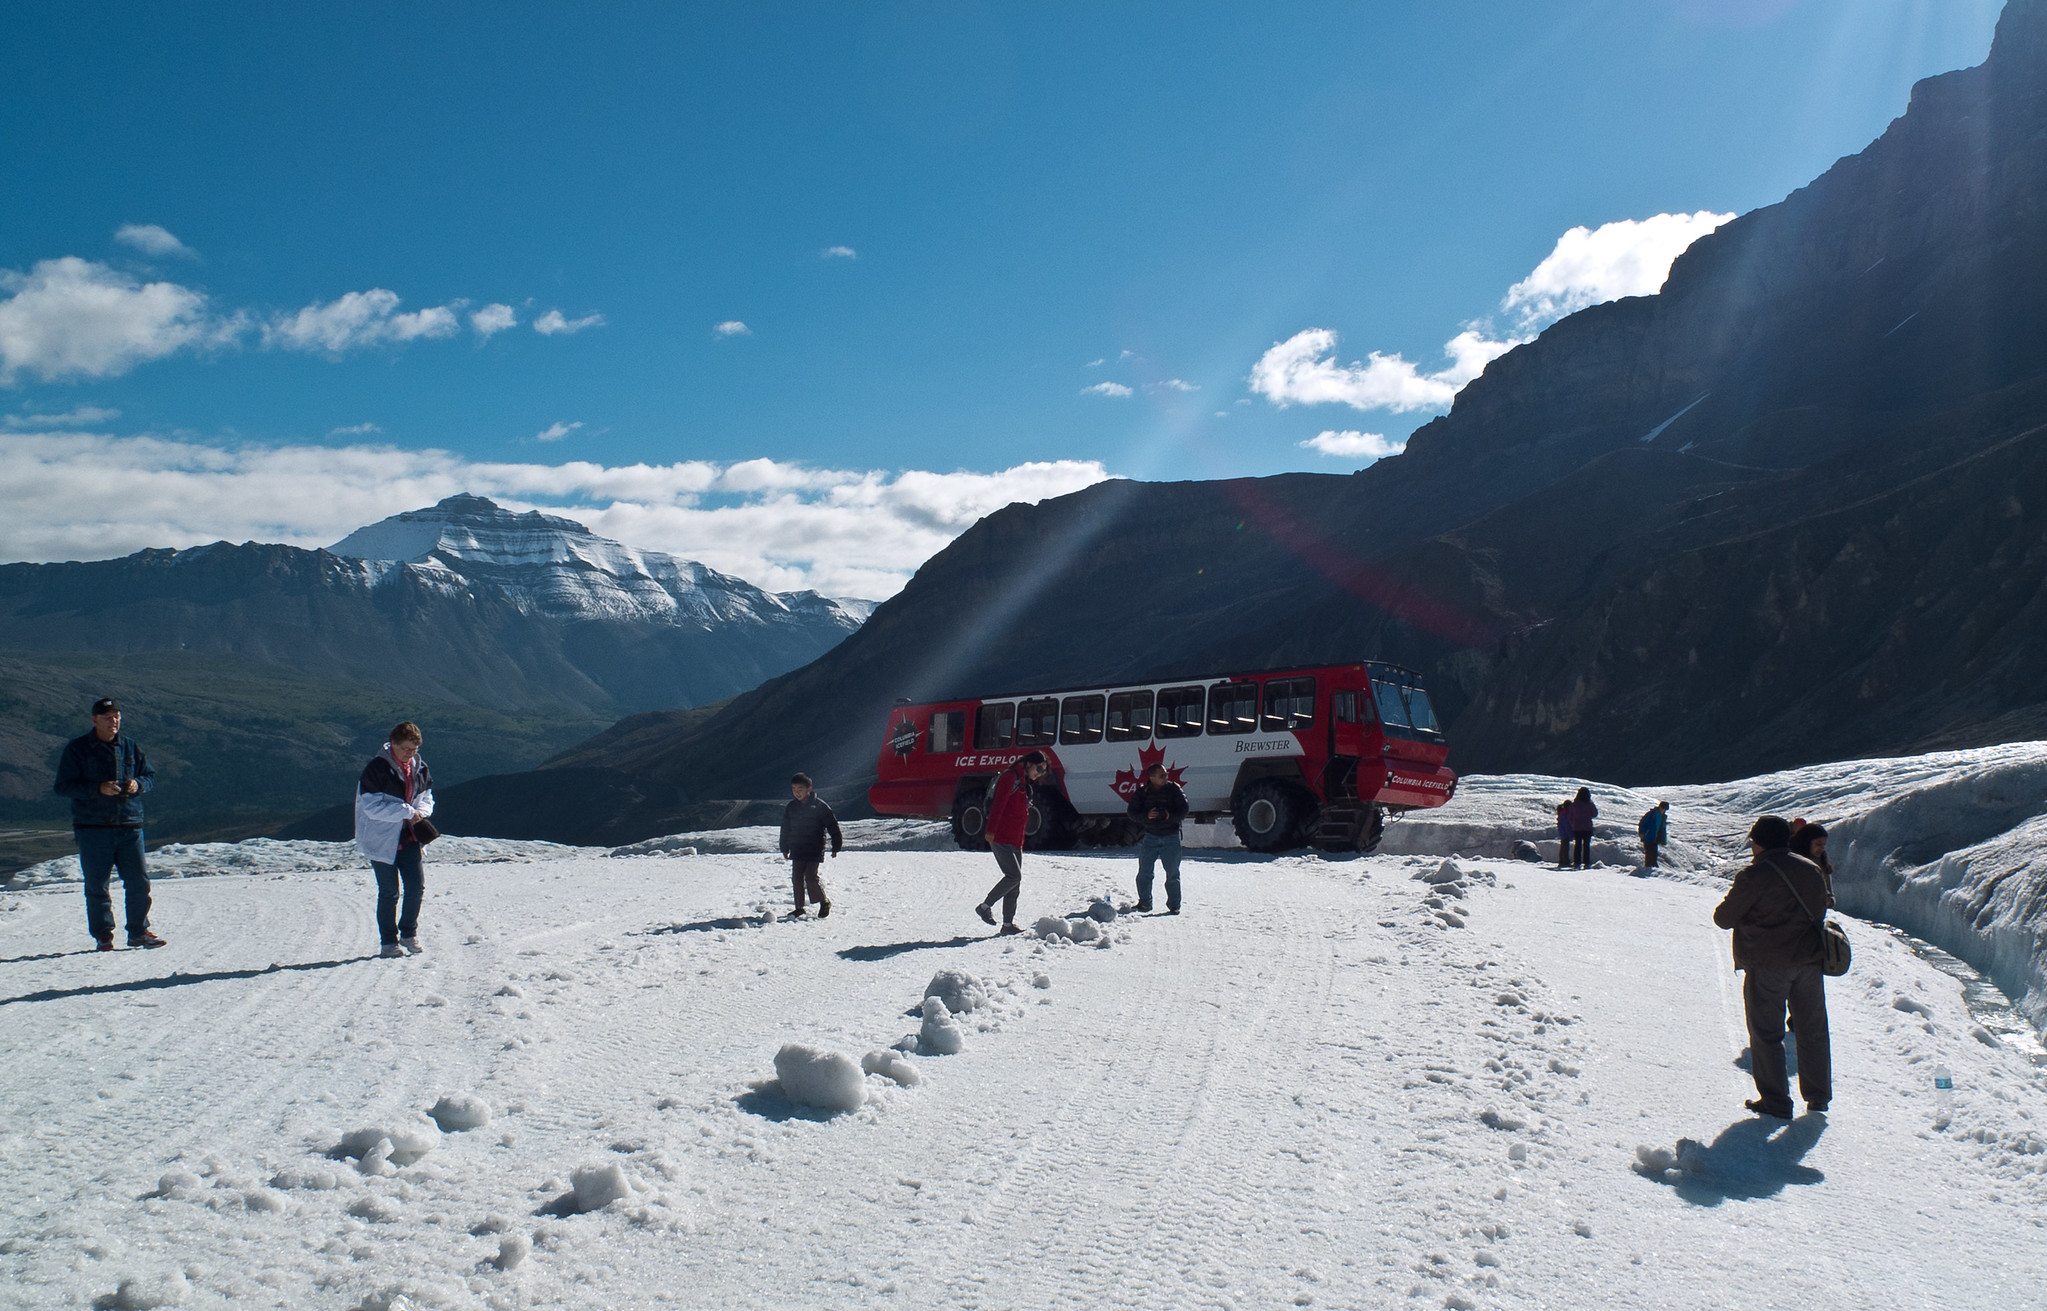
top-left (1260, 677), bottom-right (1316, 731)
top-left (1332, 690), bottom-right (1357, 724)
top-left (1155, 686), bottom-right (1205, 739)
top-left (928, 710), bottom-right (965, 753)
top-left (1016, 698), bottom-right (1059, 747)
top-left (1403, 686), bottom-right (1442, 735)
top-left (975, 703), bottom-right (1015, 749)
top-left (1105, 690), bottom-right (1153, 743)
top-left (1373, 680), bottom-right (1442, 739)
top-left (1207, 681), bottom-right (1257, 735)
top-left (1060, 694), bottom-right (1105, 745)
top-left (1373, 681), bottom-right (1411, 730)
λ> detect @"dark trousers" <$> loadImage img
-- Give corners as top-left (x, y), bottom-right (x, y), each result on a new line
top-left (1136, 832), bottom-right (1181, 910)
top-left (982, 843), bottom-right (1023, 924)
top-left (371, 846), bottom-right (425, 945)
top-left (1571, 833), bottom-right (1592, 868)
top-left (1642, 840), bottom-right (1660, 868)
top-left (78, 826), bottom-right (150, 941)
top-left (791, 858), bottom-right (827, 910)
top-left (1743, 963), bottom-right (1832, 1113)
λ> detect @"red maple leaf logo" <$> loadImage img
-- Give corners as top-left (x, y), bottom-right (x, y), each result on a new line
top-left (1113, 743), bottom-right (1185, 799)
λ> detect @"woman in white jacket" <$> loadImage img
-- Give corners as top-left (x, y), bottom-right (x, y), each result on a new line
top-left (354, 722), bottom-right (435, 958)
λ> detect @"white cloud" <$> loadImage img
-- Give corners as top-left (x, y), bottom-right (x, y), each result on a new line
top-left (4, 404), bottom-right (120, 428)
top-left (1249, 326), bottom-right (1518, 414)
top-left (113, 224), bottom-right (197, 259)
top-left (1153, 378), bottom-right (1197, 392)
top-left (265, 289), bottom-right (461, 354)
top-left (328, 422), bottom-right (381, 436)
top-left (1252, 210), bottom-right (1733, 421)
top-left (0, 257), bottom-right (234, 384)
top-left (821, 245), bottom-right (858, 260)
top-left (0, 432), bottom-right (1113, 598)
top-left (1299, 429), bottom-right (1405, 460)
top-left (534, 308), bottom-right (605, 336)
top-left (1503, 210), bottom-right (1734, 324)
top-left (1080, 381), bottom-right (1132, 398)
top-left (534, 420), bottom-right (583, 443)
top-left (1084, 358), bottom-right (1105, 368)
top-left (712, 320), bottom-right (752, 338)
top-left (470, 303), bottom-right (517, 338)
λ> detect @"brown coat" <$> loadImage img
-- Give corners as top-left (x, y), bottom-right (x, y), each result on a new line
top-left (1713, 850), bottom-right (1830, 970)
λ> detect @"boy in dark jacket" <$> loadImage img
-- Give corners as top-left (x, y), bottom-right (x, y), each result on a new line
top-left (52, 698), bottom-right (164, 950)
top-left (1127, 763), bottom-right (1189, 913)
top-left (1714, 815), bottom-right (1833, 1118)
top-left (780, 772), bottom-right (842, 917)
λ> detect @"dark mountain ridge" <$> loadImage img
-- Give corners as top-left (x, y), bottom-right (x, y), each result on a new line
top-left (355, 0), bottom-right (2047, 844)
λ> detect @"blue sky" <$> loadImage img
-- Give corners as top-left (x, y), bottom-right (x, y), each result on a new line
top-left (0, 0), bottom-right (2005, 595)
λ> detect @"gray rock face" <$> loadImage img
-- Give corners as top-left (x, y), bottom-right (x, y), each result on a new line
top-left (434, 2), bottom-right (2047, 844)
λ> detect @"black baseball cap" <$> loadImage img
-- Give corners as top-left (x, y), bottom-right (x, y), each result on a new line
top-left (91, 698), bottom-right (120, 716)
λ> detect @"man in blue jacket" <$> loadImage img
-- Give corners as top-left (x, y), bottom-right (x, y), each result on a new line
top-left (1638, 800), bottom-right (1670, 868)
top-left (52, 698), bottom-right (165, 951)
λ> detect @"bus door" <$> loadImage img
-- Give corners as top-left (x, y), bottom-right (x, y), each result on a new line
top-left (1328, 675), bottom-right (1371, 762)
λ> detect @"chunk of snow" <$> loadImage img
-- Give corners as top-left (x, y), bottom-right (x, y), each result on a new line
top-left (862, 1048), bottom-right (924, 1086)
top-left (1031, 972), bottom-right (1051, 989)
top-left (569, 1161), bottom-right (635, 1213)
top-left (1066, 917), bottom-right (1102, 943)
top-left (428, 1093), bottom-right (492, 1132)
top-left (772, 1042), bottom-right (868, 1112)
top-left (340, 1120), bottom-right (440, 1165)
top-left (1479, 1108), bottom-right (1527, 1132)
top-left (1512, 840), bottom-right (1542, 862)
top-left (1031, 916), bottom-right (1071, 939)
top-left (109, 1272), bottom-right (190, 1309)
top-left (1419, 860), bottom-right (1466, 885)
top-left (152, 1169), bottom-right (203, 1199)
top-left (494, 1232), bottom-right (531, 1270)
top-left (918, 997), bottom-right (966, 1056)
top-left (923, 968), bottom-right (988, 1014)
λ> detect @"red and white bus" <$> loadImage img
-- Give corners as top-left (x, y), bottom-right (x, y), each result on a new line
top-left (868, 662), bottom-right (1456, 854)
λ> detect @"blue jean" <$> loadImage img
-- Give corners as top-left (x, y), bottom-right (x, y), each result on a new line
top-left (78, 826), bottom-right (151, 941)
top-left (1136, 832), bottom-right (1182, 910)
top-left (371, 846), bottom-right (425, 944)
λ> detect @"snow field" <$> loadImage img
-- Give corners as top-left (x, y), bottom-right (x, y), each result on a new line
top-left (2, 832), bottom-right (2046, 1307)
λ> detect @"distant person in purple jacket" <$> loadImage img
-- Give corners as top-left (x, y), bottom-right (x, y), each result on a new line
top-left (1555, 802), bottom-right (1572, 869)
top-left (1566, 787), bottom-right (1598, 869)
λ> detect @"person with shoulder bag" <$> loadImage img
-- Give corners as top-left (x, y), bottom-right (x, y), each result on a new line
top-left (1713, 815), bottom-right (1845, 1119)
top-left (354, 721), bottom-right (437, 958)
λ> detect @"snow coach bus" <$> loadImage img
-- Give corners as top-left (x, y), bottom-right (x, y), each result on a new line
top-left (868, 662), bottom-right (1456, 854)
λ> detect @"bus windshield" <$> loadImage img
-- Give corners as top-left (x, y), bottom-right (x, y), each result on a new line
top-left (1372, 679), bottom-right (1442, 739)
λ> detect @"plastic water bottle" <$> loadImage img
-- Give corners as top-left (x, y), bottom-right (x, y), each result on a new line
top-left (1933, 1064), bottom-right (1954, 1119)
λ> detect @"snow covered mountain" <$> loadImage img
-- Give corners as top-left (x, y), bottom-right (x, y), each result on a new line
top-left (0, 496), bottom-right (873, 848)
top-left (327, 494), bottom-right (873, 630)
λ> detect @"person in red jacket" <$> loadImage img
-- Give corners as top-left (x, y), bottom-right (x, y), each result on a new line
top-left (975, 751), bottom-right (1048, 935)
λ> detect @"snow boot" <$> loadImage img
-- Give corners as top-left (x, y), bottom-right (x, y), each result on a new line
top-left (818, 899), bottom-right (832, 919)
top-left (400, 937), bottom-right (422, 955)
top-left (1134, 902), bottom-right (1153, 913)
top-left (998, 923), bottom-right (1022, 936)
top-left (975, 903), bottom-right (996, 926)
top-left (379, 943), bottom-right (405, 959)
top-left (127, 931), bottom-right (166, 949)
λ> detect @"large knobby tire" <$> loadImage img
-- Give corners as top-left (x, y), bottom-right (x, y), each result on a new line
top-left (950, 788), bottom-right (990, 851)
top-left (1024, 793), bottom-right (1080, 851)
top-left (1358, 805), bottom-right (1387, 854)
top-left (1232, 778), bottom-right (1308, 853)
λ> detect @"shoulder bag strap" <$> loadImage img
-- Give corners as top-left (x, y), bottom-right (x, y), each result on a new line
top-left (1764, 852), bottom-right (1824, 927)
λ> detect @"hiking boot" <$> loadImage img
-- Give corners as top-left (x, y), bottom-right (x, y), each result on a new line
top-left (1166, 907), bottom-right (1181, 915)
top-left (96, 936), bottom-right (115, 952)
top-left (975, 903), bottom-right (996, 926)
top-left (1134, 902), bottom-right (1153, 913)
top-left (127, 931), bottom-right (167, 949)
top-left (399, 937), bottom-right (422, 955)
top-left (1744, 1098), bottom-right (1793, 1120)
top-left (379, 943), bottom-right (406, 959)
top-left (997, 923), bottom-right (1022, 936)
top-left (789, 908), bottom-right (810, 919)
top-left (817, 899), bottom-right (832, 919)
top-left (1806, 1102), bottom-right (1829, 1115)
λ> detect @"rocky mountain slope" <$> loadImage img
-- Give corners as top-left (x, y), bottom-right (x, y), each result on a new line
top-left (421, 0), bottom-right (2047, 846)
top-left (0, 496), bottom-right (868, 858)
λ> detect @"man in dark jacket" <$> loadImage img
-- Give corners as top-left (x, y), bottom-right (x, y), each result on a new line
top-left (52, 698), bottom-right (165, 950)
top-left (779, 772), bottom-right (842, 918)
top-left (1713, 814), bottom-right (1832, 1118)
top-left (1127, 763), bottom-right (1188, 913)
top-left (1638, 801), bottom-right (1670, 868)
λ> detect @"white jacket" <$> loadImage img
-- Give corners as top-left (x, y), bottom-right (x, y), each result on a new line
top-left (353, 746), bottom-right (436, 864)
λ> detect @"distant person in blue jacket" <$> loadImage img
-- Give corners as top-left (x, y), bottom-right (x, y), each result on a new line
top-left (52, 698), bottom-right (165, 951)
top-left (1638, 801), bottom-right (1670, 868)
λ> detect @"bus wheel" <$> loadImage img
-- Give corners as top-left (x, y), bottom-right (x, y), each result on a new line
top-left (1358, 805), bottom-right (1386, 854)
top-left (1232, 779), bottom-right (1304, 853)
top-left (950, 790), bottom-right (990, 851)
